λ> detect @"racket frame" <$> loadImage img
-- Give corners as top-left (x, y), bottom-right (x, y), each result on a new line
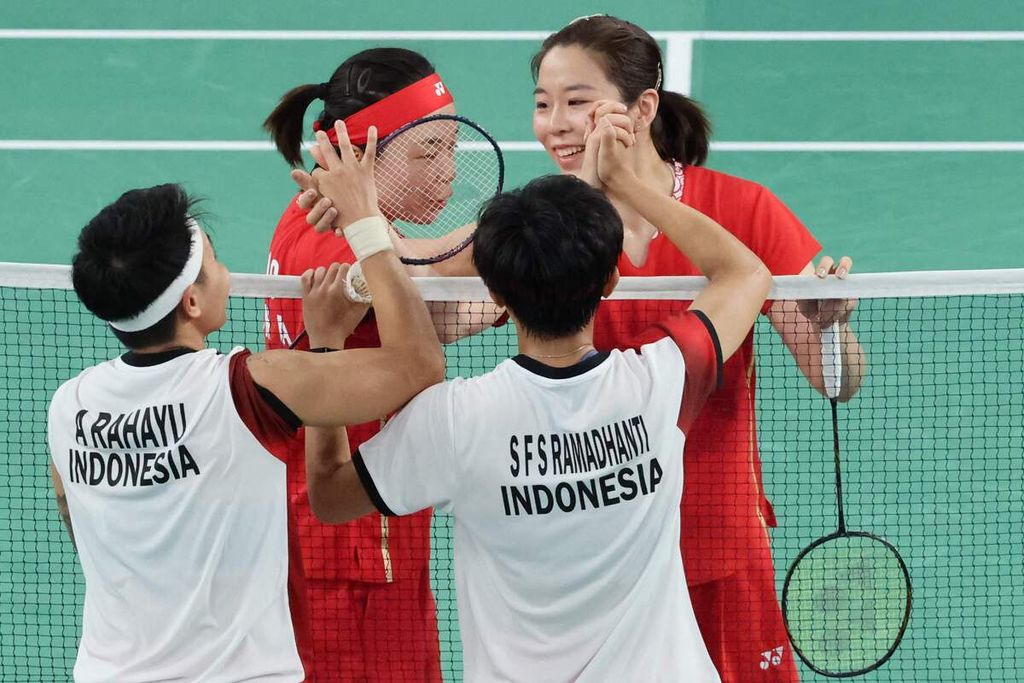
top-left (374, 113), bottom-right (505, 266)
top-left (781, 321), bottom-right (913, 677)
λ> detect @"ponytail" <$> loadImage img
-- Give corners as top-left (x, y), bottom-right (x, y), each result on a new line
top-left (264, 49), bottom-right (436, 168)
top-left (652, 90), bottom-right (711, 167)
top-left (263, 83), bottom-right (324, 168)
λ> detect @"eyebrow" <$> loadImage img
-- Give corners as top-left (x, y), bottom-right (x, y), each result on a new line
top-left (420, 136), bottom-right (455, 147)
top-left (533, 84), bottom-right (598, 95)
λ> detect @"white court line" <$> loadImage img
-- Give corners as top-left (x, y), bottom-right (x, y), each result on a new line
top-left (2, 29), bottom-right (1024, 41)
top-left (1, 140), bottom-right (1024, 153)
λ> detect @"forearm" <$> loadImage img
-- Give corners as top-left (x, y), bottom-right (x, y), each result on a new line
top-left (609, 177), bottom-right (765, 282)
top-left (770, 303), bottom-right (867, 401)
top-left (305, 425), bottom-right (373, 523)
top-left (360, 250), bottom-right (444, 365)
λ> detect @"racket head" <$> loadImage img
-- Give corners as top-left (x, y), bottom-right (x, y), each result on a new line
top-left (373, 114), bottom-right (504, 266)
top-left (782, 530), bottom-right (912, 677)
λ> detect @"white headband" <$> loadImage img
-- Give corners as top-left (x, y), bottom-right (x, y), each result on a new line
top-left (109, 219), bottom-right (205, 332)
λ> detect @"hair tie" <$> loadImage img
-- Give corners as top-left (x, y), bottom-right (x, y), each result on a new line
top-left (316, 82), bottom-right (330, 100)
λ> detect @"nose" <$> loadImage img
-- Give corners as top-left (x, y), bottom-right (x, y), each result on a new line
top-left (548, 102), bottom-right (573, 136)
top-left (435, 152), bottom-right (456, 186)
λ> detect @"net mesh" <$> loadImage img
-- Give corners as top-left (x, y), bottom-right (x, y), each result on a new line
top-left (1, 267), bottom-right (1023, 681)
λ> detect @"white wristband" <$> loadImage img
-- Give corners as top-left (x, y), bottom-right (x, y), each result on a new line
top-left (342, 216), bottom-right (393, 262)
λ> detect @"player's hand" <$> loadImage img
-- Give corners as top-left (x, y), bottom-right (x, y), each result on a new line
top-left (301, 262), bottom-right (370, 347)
top-left (580, 101), bottom-right (635, 188)
top-left (594, 116), bottom-right (638, 192)
top-left (291, 169), bottom-right (337, 234)
top-left (798, 256), bottom-right (858, 327)
top-left (309, 121), bottom-right (380, 232)
top-left (584, 101), bottom-right (635, 148)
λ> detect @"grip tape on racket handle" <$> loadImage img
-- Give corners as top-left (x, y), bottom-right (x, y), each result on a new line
top-left (345, 262), bottom-right (372, 305)
top-left (821, 322), bottom-right (842, 399)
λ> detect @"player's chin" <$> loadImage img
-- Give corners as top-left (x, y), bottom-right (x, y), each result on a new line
top-left (551, 151), bottom-right (584, 174)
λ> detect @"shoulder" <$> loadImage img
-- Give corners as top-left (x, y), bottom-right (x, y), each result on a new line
top-left (686, 164), bottom-right (769, 200)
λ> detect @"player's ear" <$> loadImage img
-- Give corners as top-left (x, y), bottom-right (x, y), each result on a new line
top-left (351, 145), bottom-right (364, 161)
top-left (633, 89), bottom-right (659, 131)
top-left (177, 284), bottom-right (202, 323)
top-left (601, 268), bottom-right (620, 298)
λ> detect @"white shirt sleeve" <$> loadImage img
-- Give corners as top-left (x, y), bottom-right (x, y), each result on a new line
top-left (352, 380), bottom-right (458, 516)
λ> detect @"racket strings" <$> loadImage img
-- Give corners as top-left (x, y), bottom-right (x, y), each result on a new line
top-left (372, 118), bottom-right (501, 243)
top-left (785, 534), bottom-right (912, 675)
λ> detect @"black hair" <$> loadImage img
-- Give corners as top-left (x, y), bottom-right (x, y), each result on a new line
top-left (264, 47), bottom-right (436, 166)
top-left (531, 15), bottom-right (711, 166)
top-left (72, 183), bottom-right (203, 349)
top-left (473, 175), bottom-right (622, 339)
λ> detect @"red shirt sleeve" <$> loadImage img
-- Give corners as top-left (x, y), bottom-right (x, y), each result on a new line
top-left (228, 350), bottom-right (300, 462)
top-left (747, 185), bottom-right (821, 276)
top-left (635, 310), bottom-right (722, 433)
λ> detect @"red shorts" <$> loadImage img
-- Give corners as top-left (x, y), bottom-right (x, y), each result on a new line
top-left (688, 543), bottom-right (800, 683)
top-left (306, 570), bottom-right (442, 683)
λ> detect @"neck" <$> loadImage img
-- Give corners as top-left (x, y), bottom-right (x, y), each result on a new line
top-left (516, 327), bottom-right (595, 369)
top-left (132, 327), bottom-right (206, 355)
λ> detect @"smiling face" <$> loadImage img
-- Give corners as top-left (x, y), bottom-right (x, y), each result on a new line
top-left (532, 45), bottom-right (626, 176)
top-left (375, 103), bottom-right (458, 225)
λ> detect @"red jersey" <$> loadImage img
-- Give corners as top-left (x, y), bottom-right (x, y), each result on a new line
top-left (266, 196), bottom-right (431, 583)
top-left (595, 165), bottom-right (820, 584)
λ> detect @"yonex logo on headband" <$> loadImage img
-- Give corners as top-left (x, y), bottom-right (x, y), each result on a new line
top-left (108, 219), bottom-right (204, 333)
top-left (314, 73), bottom-right (455, 146)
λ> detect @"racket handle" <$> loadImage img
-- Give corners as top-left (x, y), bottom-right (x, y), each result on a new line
top-left (345, 261), bottom-right (373, 305)
top-left (821, 321), bottom-right (842, 399)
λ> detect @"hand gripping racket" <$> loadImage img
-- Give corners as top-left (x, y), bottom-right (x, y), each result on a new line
top-left (781, 322), bottom-right (912, 677)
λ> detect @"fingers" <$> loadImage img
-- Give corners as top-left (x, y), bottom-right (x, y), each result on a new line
top-left (815, 298), bottom-right (858, 327)
top-left (291, 169), bottom-right (315, 192)
top-left (589, 100), bottom-right (628, 124)
top-left (815, 255), bottom-right (835, 278)
top-left (333, 121), bottom-right (357, 165)
top-left (307, 198), bottom-right (337, 233)
top-left (362, 126), bottom-right (377, 168)
top-left (309, 142), bottom-right (326, 169)
top-left (815, 255), bottom-right (854, 279)
top-left (835, 255), bottom-right (853, 278)
top-left (304, 263), bottom-right (349, 291)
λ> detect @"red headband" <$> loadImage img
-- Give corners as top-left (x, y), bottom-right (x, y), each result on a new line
top-left (313, 73), bottom-right (454, 145)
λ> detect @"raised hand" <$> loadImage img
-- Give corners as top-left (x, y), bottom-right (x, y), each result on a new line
top-left (301, 262), bottom-right (371, 348)
top-left (594, 116), bottom-right (639, 192)
top-left (580, 100), bottom-right (636, 188)
top-left (291, 169), bottom-right (337, 234)
top-left (309, 121), bottom-right (380, 234)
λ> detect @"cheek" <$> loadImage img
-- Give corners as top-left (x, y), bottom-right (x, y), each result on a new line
top-left (532, 111), bottom-right (547, 140)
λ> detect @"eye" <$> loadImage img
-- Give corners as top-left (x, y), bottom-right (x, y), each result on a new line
top-left (534, 101), bottom-right (548, 110)
top-left (568, 99), bottom-right (590, 107)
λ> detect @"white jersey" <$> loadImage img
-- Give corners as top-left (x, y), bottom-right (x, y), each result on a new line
top-left (48, 347), bottom-right (307, 683)
top-left (357, 312), bottom-right (722, 682)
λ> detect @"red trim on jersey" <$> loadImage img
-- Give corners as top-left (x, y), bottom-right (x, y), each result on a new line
top-left (228, 350), bottom-right (297, 463)
top-left (634, 310), bottom-right (721, 434)
top-left (312, 73), bottom-right (453, 145)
